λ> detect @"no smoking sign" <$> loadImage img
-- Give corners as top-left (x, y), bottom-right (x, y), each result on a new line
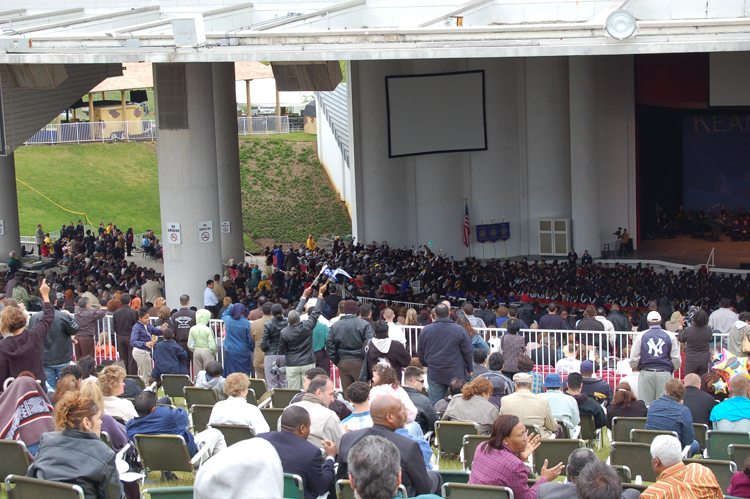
top-left (167, 223), bottom-right (181, 245)
top-left (198, 221), bottom-right (214, 244)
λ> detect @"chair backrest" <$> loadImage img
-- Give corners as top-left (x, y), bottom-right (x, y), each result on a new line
top-left (462, 435), bottom-right (490, 470)
top-left (728, 444), bottom-right (750, 473)
top-left (707, 431), bottom-right (750, 461)
top-left (246, 388), bottom-right (257, 406)
top-left (126, 374), bottom-right (146, 390)
top-left (162, 375), bottom-right (193, 400)
top-left (435, 421), bottom-right (479, 455)
top-left (0, 441), bottom-right (30, 482)
top-left (531, 439), bottom-right (586, 476)
top-left (683, 458), bottom-right (737, 493)
top-left (140, 486), bottom-right (195, 499)
top-left (442, 481), bottom-right (515, 499)
top-left (100, 431), bottom-right (112, 449)
top-left (629, 429), bottom-right (678, 444)
top-left (210, 424), bottom-right (255, 447)
top-left (248, 379), bottom-right (268, 399)
top-left (694, 423), bottom-right (709, 450)
top-left (271, 389), bottom-right (301, 408)
top-left (113, 416), bottom-right (127, 426)
top-left (134, 434), bottom-right (195, 473)
top-left (261, 408), bottom-right (285, 432)
top-left (284, 473), bottom-right (304, 499)
top-left (611, 417), bottom-right (647, 443)
top-left (183, 386), bottom-right (219, 407)
top-left (5, 474), bottom-right (84, 499)
top-left (609, 442), bottom-right (656, 482)
top-left (556, 421), bottom-right (570, 439)
top-left (191, 404), bottom-right (214, 433)
top-left (610, 465), bottom-right (632, 484)
top-left (437, 471), bottom-right (471, 485)
top-left (524, 424), bottom-right (540, 438)
top-left (578, 415), bottom-right (598, 441)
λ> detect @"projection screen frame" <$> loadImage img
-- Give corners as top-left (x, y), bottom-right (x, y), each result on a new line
top-left (385, 69), bottom-right (487, 158)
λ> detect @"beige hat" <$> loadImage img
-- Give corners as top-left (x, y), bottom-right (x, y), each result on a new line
top-left (513, 372), bottom-right (534, 384)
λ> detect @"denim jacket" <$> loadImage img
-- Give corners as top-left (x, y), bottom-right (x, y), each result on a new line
top-left (645, 394), bottom-right (695, 447)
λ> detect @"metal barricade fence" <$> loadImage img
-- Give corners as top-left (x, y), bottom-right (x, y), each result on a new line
top-left (238, 116), bottom-right (290, 135)
top-left (397, 325), bottom-right (727, 388)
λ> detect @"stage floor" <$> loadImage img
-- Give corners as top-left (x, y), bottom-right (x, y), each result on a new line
top-left (624, 235), bottom-right (750, 269)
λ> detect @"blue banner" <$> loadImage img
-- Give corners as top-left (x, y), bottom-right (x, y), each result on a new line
top-left (476, 224), bottom-right (489, 243)
top-left (494, 222), bottom-right (510, 242)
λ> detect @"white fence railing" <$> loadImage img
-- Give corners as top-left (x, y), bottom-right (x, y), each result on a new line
top-left (24, 117), bottom-right (290, 146)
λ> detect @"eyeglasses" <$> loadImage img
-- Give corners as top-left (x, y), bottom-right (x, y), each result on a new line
top-left (416, 379), bottom-right (425, 384)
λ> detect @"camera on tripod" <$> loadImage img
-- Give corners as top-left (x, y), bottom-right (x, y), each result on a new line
top-left (613, 227), bottom-right (623, 239)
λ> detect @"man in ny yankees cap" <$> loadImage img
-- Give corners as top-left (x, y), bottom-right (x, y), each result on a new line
top-left (629, 311), bottom-right (681, 406)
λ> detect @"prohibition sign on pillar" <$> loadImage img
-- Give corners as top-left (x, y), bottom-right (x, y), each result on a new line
top-left (198, 221), bottom-right (214, 243)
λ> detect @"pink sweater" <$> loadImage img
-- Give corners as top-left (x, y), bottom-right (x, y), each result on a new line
top-left (369, 384), bottom-right (418, 423)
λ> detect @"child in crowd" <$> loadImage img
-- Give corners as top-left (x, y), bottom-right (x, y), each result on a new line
top-left (188, 309), bottom-right (218, 374)
top-left (195, 361), bottom-right (226, 401)
top-left (342, 381), bottom-right (372, 431)
top-left (151, 328), bottom-right (189, 382)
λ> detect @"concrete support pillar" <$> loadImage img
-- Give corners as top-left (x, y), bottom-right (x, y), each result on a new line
top-left (155, 62), bottom-right (223, 308)
top-left (212, 62), bottom-right (245, 264)
top-left (569, 56), bottom-right (601, 257)
top-left (0, 153), bottom-right (21, 260)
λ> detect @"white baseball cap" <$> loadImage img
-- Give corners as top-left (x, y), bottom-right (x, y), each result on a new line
top-left (647, 311), bottom-right (661, 323)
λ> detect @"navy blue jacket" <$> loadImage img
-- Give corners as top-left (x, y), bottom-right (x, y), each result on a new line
top-left (151, 340), bottom-right (189, 380)
top-left (417, 318), bottom-right (473, 385)
top-left (126, 406), bottom-right (197, 456)
top-left (130, 321), bottom-right (162, 351)
top-left (257, 430), bottom-right (335, 499)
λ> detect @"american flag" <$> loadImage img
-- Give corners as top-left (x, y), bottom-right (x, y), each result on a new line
top-left (463, 202), bottom-right (471, 248)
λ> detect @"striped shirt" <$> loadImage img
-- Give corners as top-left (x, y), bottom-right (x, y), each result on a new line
top-left (341, 411), bottom-right (373, 431)
top-left (641, 462), bottom-right (723, 499)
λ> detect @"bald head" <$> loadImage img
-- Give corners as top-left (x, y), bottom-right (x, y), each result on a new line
top-left (730, 376), bottom-right (749, 398)
top-left (684, 373), bottom-right (701, 388)
top-left (370, 395), bottom-right (404, 430)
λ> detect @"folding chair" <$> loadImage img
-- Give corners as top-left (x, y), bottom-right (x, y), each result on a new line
top-left (161, 375), bottom-right (193, 403)
top-left (284, 473), bottom-right (304, 499)
top-left (210, 424), bottom-right (255, 447)
top-left (524, 424), bottom-right (541, 438)
top-left (183, 386), bottom-right (219, 407)
top-left (707, 431), bottom-right (750, 461)
top-left (270, 388), bottom-right (302, 408)
top-left (694, 423), bottom-right (709, 450)
top-left (579, 415), bottom-right (602, 450)
top-left (248, 378), bottom-right (268, 399)
top-left (609, 442), bottom-right (655, 483)
top-left (191, 404), bottom-right (214, 433)
top-left (134, 434), bottom-right (196, 475)
top-left (611, 417), bottom-right (647, 443)
top-left (261, 408), bottom-right (285, 432)
top-left (100, 431), bottom-right (112, 448)
top-left (683, 458), bottom-right (737, 492)
top-left (127, 375), bottom-right (146, 390)
top-left (0, 441), bottom-right (31, 482)
top-left (434, 421), bottom-right (479, 467)
top-left (437, 471), bottom-right (470, 485)
top-left (531, 439), bottom-right (585, 476)
top-left (336, 479), bottom-right (406, 499)
top-left (441, 482), bottom-right (515, 499)
top-left (140, 487), bottom-right (195, 499)
top-left (556, 421), bottom-right (570, 439)
top-left (5, 475), bottom-right (84, 499)
top-left (629, 429), bottom-right (678, 444)
top-left (610, 465), bottom-right (631, 484)
top-left (729, 444), bottom-right (750, 472)
top-left (246, 388), bottom-right (257, 406)
top-left (462, 434), bottom-right (490, 470)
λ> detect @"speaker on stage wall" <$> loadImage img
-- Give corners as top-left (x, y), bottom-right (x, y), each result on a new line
top-left (740, 263), bottom-right (750, 270)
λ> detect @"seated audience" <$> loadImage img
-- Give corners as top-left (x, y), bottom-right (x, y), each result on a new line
top-left (566, 372), bottom-right (606, 431)
top-left (284, 375), bottom-right (344, 448)
top-left (562, 360), bottom-right (613, 405)
top-left (442, 377), bottom-right (499, 435)
top-left (97, 365), bottom-right (137, 421)
top-left (555, 343), bottom-right (581, 375)
top-left (347, 436), bottom-right (415, 499)
top-left (641, 435), bottom-right (722, 499)
top-left (473, 348), bottom-right (489, 377)
top-left (29, 391), bottom-right (123, 499)
top-left (606, 382), bottom-right (647, 429)
top-left (575, 461), bottom-right (627, 499)
top-left (646, 378), bottom-right (699, 456)
top-left (499, 372), bottom-right (561, 439)
top-left (151, 328), bottom-right (189, 382)
top-left (710, 374), bottom-right (750, 432)
top-left (728, 457), bottom-right (750, 498)
top-left (0, 375), bottom-right (55, 455)
top-left (80, 379), bottom-right (129, 452)
top-left (342, 381), bottom-right (373, 431)
top-left (537, 448), bottom-right (639, 499)
top-left (435, 377), bottom-right (465, 414)
top-left (195, 361), bottom-right (226, 401)
top-left (682, 373), bottom-right (715, 429)
top-left (403, 367), bottom-right (439, 435)
top-left (469, 414), bottom-right (563, 499)
top-left (208, 372), bottom-right (269, 433)
top-left (126, 391), bottom-right (226, 465)
top-left (53, 374), bottom-right (81, 405)
top-left (539, 373), bottom-right (580, 433)
top-left (336, 395), bottom-right (442, 497)
top-left (478, 352), bottom-right (515, 407)
top-left (193, 437), bottom-right (284, 499)
top-left (258, 406), bottom-right (336, 499)
top-left (517, 355), bottom-right (543, 394)
top-left (290, 367), bottom-right (352, 422)
top-left (369, 365), bottom-right (418, 424)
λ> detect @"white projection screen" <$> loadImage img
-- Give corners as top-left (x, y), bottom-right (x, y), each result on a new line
top-left (386, 70), bottom-right (487, 158)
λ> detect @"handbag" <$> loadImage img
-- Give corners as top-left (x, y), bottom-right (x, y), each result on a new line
top-left (359, 339), bottom-right (372, 382)
top-left (742, 329), bottom-right (750, 354)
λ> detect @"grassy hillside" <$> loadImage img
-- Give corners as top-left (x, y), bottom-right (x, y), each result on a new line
top-left (13, 137), bottom-right (351, 252)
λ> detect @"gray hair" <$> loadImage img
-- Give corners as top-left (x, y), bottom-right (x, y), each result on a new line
top-left (567, 448), bottom-right (597, 480)
top-left (78, 296), bottom-right (90, 308)
top-left (288, 310), bottom-right (300, 327)
top-left (650, 435), bottom-right (682, 468)
top-left (348, 436), bottom-right (400, 499)
top-left (575, 461), bottom-right (622, 499)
